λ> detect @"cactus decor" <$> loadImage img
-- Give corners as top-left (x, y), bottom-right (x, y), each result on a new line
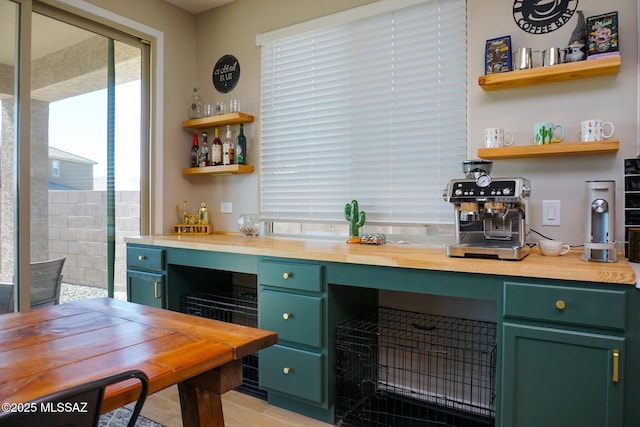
top-left (344, 199), bottom-right (366, 244)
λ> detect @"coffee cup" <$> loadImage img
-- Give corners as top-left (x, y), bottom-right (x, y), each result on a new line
top-left (534, 122), bottom-right (564, 145)
top-left (538, 240), bottom-right (570, 256)
top-left (581, 119), bottom-right (614, 142)
top-left (484, 127), bottom-right (514, 148)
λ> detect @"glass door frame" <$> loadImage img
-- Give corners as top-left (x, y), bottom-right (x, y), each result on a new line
top-left (10, 0), bottom-right (153, 310)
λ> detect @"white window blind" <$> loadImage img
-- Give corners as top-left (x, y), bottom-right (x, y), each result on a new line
top-left (259, 0), bottom-right (467, 225)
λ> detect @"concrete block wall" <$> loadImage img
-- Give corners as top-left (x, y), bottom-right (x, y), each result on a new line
top-left (49, 190), bottom-right (140, 292)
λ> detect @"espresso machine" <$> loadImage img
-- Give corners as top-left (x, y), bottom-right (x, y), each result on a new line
top-left (444, 160), bottom-right (531, 260)
top-left (582, 180), bottom-right (617, 262)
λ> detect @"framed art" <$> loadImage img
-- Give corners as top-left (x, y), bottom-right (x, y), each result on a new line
top-left (485, 35), bottom-right (512, 75)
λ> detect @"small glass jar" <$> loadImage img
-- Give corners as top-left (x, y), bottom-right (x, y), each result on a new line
top-left (237, 214), bottom-right (260, 237)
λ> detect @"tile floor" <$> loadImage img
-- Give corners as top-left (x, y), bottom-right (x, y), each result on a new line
top-left (141, 386), bottom-right (334, 427)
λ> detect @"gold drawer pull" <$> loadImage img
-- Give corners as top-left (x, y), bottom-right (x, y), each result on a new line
top-left (138, 255), bottom-right (147, 261)
top-left (555, 300), bottom-right (566, 310)
top-left (283, 367), bottom-right (291, 375)
top-left (282, 272), bottom-right (291, 279)
top-left (613, 349), bottom-right (619, 383)
top-left (282, 313), bottom-right (291, 320)
top-left (154, 280), bottom-right (161, 299)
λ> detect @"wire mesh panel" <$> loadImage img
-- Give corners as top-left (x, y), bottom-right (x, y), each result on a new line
top-left (181, 287), bottom-right (263, 398)
top-left (336, 307), bottom-right (496, 427)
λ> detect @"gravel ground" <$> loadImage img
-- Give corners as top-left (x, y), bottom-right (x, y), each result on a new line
top-left (60, 283), bottom-right (127, 303)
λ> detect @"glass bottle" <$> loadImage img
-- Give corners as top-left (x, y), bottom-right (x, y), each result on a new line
top-left (223, 125), bottom-right (235, 165)
top-left (190, 133), bottom-right (199, 167)
top-left (236, 123), bottom-right (247, 165)
top-left (199, 131), bottom-right (209, 167)
top-left (189, 87), bottom-right (203, 119)
top-left (198, 202), bottom-right (209, 224)
top-left (212, 128), bottom-right (223, 166)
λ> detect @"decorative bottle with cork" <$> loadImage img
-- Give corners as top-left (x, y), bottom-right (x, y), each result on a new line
top-left (190, 133), bottom-right (199, 167)
top-left (236, 123), bottom-right (247, 165)
top-left (199, 131), bottom-right (209, 167)
top-left (212, 128), bottom-right (223, 166)
top-left (189, 87), bottom-right (203, 119)
top-left (223, 125), bottom-right (235, 165)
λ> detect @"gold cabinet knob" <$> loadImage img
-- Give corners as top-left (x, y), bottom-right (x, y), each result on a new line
top-left (138, 255), bottom-right (146, 261)
top-left (282, 272), bottom-right (291, 279)
top-left (555, 300), bottom-right (566, 310)
top-left (282, 313), bottom-right (290, 320)
top-left (283, 367), bottom-right (291, 375)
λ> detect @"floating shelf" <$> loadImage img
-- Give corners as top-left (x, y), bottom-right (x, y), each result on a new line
top-left (478, 56), bottom-right (621, 91)
top-left (477, 140), bottom-right (620, 160)
top-left (182, 164), bottom-right (254, 175)
top-left (182, 112), bottom-right (254, 129)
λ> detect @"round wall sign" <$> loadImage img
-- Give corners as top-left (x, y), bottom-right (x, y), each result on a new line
top-left (513, 0), bottom-right (578, 34)
top-left (212, 54), bottom-right (240, 93)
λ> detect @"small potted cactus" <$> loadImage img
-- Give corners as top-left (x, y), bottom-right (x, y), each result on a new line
top-left (344, 199), bottom-right (366, 244)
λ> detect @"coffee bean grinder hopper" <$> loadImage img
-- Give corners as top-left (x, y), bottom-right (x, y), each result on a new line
top-left (582, 180), bottom-right (617, 262)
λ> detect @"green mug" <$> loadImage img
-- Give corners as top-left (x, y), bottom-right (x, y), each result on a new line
top-left (534, 122), bottom-right (564, 145)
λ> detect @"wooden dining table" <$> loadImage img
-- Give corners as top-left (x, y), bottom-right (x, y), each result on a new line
top-left (0, 297), bottom-right (277, 427)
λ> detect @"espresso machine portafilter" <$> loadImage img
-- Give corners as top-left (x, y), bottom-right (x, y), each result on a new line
top-left (582, 180), bottom-right (617, 262)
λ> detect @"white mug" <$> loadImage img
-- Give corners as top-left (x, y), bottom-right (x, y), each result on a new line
top-left (538, 240), bottom-right (570, 256)
top-left (484, 127), bottom-right (514, 148)
top-left (581, 119), bottom-right (614, 142)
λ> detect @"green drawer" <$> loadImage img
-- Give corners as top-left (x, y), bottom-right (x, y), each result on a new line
top-left (503, 281), bottom-right (627, 331)
top-left (260, 344), bottom-right (323, 404)
top-left (127, 246), bottom-right (165, 272)
top-left (259, 260), bottom-right (322, 292)
top-left (259, 289), bottom-right (323, 348)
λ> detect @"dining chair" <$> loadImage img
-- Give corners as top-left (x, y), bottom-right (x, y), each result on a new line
top-left (0, 369), bottom-right (149, 427)
top-left (0, 257), bottom-right (66, 314)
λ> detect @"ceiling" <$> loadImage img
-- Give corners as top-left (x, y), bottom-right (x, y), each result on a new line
top-left (163, 0), bottom-right (235, 14)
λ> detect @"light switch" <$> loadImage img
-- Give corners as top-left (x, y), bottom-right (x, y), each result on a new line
top-left (220, 202), bottom-right (232, 213)
top-left (542, 200), bottom-right (561, 226)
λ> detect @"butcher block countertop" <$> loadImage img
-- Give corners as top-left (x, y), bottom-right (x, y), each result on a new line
top-left (126, 234), bottom-right (637, 285)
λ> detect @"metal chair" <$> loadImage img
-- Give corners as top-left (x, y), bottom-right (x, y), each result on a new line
top-left (0, 369), bottom-right (149, 427)
top-left (0, 257), bottom-right (65, 313)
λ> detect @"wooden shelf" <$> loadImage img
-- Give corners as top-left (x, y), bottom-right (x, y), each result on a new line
top-left (478, 56), bottom-right (621, 91)
top-left (182, 164), bottom-right (254, 175)
top-left (477, 140), bottom-right (620, 160)
top-left (182, 112), bottom-right (254, 129)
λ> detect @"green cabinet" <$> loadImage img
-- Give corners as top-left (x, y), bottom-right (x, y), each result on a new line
top-left (124, 242), bottom-right (640, 426)
top-left (258, 259), bottom-right (329, 419)
top-left (126, 245), bottom-right (166, 307)
top-left (500, 280), bottom-right (627, 427)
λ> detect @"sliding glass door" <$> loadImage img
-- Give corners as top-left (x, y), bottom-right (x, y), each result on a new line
top-left (0, 0), bottom-right (149, 312)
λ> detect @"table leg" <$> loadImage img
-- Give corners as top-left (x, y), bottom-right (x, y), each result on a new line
top-left (178, 359), bottom-right (243, 427)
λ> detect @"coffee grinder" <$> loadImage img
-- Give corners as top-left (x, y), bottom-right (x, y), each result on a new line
top-left (582, 180), bottom-right (617, 262)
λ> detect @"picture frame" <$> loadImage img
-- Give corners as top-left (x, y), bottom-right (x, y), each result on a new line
top-left (485, 35), bottom-right (512, 75)
top-left (586, 11), bottom-right (619, 58)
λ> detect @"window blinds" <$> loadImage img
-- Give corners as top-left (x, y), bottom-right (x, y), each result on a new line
top-left (259, 0), bottom-right (467, 225)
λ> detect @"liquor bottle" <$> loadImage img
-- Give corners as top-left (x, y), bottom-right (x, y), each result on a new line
top-left (199, 131), bottom-right (209, 167)
top-left (212, 128), bottom-right (223, 165)
top-left (190, 133), bottom-right (199, 167)
top-left (236, 123), bottom-right (247, 165)
top-left (189, 87), bottom-right (203, 119)
top-left (223, 125), bottom-right (235, 165)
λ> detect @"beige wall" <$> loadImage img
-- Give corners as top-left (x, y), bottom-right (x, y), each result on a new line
top-left (69, 0), bottom-right (638, 248)
top-left (468, 0), bottom-right (638, 247)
